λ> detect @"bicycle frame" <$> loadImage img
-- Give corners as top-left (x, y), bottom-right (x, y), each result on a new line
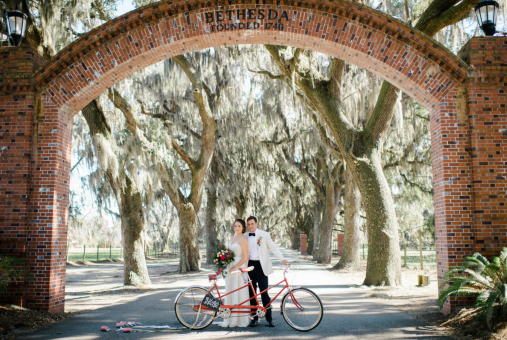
top-left (202, 267), bottom-right (298, 316)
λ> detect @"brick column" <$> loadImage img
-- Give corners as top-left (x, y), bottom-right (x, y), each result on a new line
top-left (300, 234), bottom-right (307, 255)
top-left (431, 68), bottom-right (475, 312)
top-left (459, 37), bottom-right (507, 258)
top-left (0, 47), bottom-right (71, 313)
top-left (435, 37), bottom-right (507, 313)
top-left (337, 233), bottom-right (344, 256)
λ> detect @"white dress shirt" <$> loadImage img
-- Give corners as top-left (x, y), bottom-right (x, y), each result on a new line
top-left (248, 231), bottom-right (260, 260)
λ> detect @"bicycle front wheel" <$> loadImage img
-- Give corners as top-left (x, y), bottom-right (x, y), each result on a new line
top-left (174, 287), bottom-right (216, 329)
top-left (281, 287), bottom-right (323, 331)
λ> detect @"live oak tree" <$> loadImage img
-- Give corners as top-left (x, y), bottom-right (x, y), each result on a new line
top-left (156, 54), bottom-right (217, 272)
top-left (81, 99), bottom-right (152, 285)
top-left (268, 101), bottom-right (344, 264)
top-left (260, 0), bottom-right (482, 285)
top-left (123, 49), bottom-right (246, 272)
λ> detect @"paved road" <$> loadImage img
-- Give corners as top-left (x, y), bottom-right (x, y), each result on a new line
top-left (21, 249), bottom-right (448, 339)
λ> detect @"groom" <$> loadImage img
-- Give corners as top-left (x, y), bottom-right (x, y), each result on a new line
top-left (246, 216), bottom-right (289, 327)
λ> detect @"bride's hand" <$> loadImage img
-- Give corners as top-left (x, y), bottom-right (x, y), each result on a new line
top-left (231, 265), bottom-right (239, 272)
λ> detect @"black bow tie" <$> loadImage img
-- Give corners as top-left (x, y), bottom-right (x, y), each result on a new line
top-left (249, 233), bottom-right (255, 236)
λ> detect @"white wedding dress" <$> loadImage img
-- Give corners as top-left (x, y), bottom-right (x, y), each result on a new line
top-left (219, 241), bottom-right (250, 327)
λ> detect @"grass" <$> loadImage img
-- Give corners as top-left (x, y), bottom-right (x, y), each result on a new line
top-left (69, 245), bottom-right (437, 268)
top-left (66, 246), bottom-right (180, 262)
top-left (342, 248), bottom-right (437, 269)
top-left (67, 247), bottom-right (123, 262)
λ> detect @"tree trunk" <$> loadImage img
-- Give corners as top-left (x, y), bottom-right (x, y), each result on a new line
top-left (335, 166), bottom-right (361, 269)
top-left (354, 147), bottom-right (401, 285)
top-left (158, 218), bottom-right (172, 252)
top-left (313, 186), bottom-right (340, 264)
top-left (121, 176), bottom-right (151, 286)
top-left (154, 208), bottom-right (173, 252)
top-left (159, 231), bottom-right (169, 252)
top-left (291, 228), bottom-right (300, 250)
top-left (205, 158), bottom-right (219, 265)
top-left (178, 204), bottom-right (201, 272)
top-left (234, 193), bottom-right (247, 219)
top-left (308, 204), bottom-right (322, 256)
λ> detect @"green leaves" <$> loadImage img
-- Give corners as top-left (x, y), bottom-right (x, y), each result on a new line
top-left (438, 248), bottom-right (507, 329)
top-left (0, 256), bottom-right (32, 296)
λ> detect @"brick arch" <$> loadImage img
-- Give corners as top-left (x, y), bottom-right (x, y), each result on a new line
top-left (34, 0), bottom-right (468, 116)
top-left (5, 0), bottom-right (507, 316)
top-left (33, 2), bottom-right (471, 315)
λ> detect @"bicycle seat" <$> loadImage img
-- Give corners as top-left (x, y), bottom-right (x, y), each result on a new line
top-left (239, 266), bottom-right (254, 273)
top-left (208, 274), bottom-right (217, 280)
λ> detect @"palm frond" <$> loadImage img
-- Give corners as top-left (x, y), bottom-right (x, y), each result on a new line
top-left (500, 284), bottom-right (507, 303)
top-left (483, 291), bottom-right (499, 329)
top-left (438, 250), bottom-right (507, 328)
top-left (500, 248), bottom-right (507, 262)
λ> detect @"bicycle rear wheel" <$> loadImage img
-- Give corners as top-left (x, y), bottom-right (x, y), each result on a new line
top-left (281, 287), bottom-right (323, 331)
top-left (174, 286), bottom-right (216, 329)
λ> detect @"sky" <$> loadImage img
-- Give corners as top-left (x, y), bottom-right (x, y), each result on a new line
top-left (115, 0), bottom-right (136, 17)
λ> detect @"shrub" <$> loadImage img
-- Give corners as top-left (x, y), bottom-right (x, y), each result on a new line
top-left (0, 255), bottom-right (32, 296)
top-left (437, 248), bottom-right (507, 329)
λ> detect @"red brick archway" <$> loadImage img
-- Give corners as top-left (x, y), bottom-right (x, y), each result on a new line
top-left (0, 0), bottom-right (505, 313)
top-left (36, 0), bottom-right (467, 114)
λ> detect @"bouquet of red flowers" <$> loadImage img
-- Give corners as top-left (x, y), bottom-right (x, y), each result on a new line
top-left (212, 243), bottom-right (235, 278)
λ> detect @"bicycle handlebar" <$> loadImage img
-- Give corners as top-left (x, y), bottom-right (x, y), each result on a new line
top-left (230, 263), bottom-right (292, 274)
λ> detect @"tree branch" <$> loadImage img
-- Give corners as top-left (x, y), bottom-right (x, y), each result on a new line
top-left (363, 0), bottom-right (481, 148)
top-left (171, 139), bottom-right (196, 172)
top-left (261, 137), bottom-right (292, 146)
top-left (415, 113), bottom-right (430, 121)
top-left (108, 88), bottom-right (138, 135)
top-left (248, 68), bottom-right (285, 81)
top-left (329, 58), bottom-right (345, 99)
top-left (104, 207), bottom-right (120, 218)
top-left (71, 153), bottom-right (86, 173)
top-left (282, 147), bottom-right (324, 197)
top-left (415, 0), bottom-right (481, 36)
top-left (265, 45), bottom-right (356, 155)
top-left (305, 108), bottom-right (343, 161)
top-left (399, 172), bottom-right (434, 194)
top-left (157, 163), bottom-right (186, 210)
top-left (137, 99), bottom-right (166, 119)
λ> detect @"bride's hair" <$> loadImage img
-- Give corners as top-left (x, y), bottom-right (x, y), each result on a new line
top-left (234, 219), bottom-right (246, 234)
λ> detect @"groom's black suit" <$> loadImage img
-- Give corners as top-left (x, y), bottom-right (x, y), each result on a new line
top-left (248, 259), bottom-right (272, 322)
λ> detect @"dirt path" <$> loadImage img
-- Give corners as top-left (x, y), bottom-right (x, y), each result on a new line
top-left (64, 252), bottom-right (440, 316)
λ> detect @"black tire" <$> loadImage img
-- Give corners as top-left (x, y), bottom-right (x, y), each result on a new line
top-left (174, 286), bottom-right (216, 329)
top-left (281, 287), bottom-right (323, 331)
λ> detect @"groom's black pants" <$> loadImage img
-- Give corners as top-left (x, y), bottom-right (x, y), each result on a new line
top-left (248, 260), bottom-right (272, 322)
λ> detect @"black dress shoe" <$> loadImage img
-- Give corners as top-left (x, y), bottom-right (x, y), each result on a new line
top-left (248, 319), bottom-right (258, 327)
top-left (267, 321), bottom-right (275, 327)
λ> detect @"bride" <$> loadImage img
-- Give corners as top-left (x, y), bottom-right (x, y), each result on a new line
top-left (220, 219), bottom-right (250, 327)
